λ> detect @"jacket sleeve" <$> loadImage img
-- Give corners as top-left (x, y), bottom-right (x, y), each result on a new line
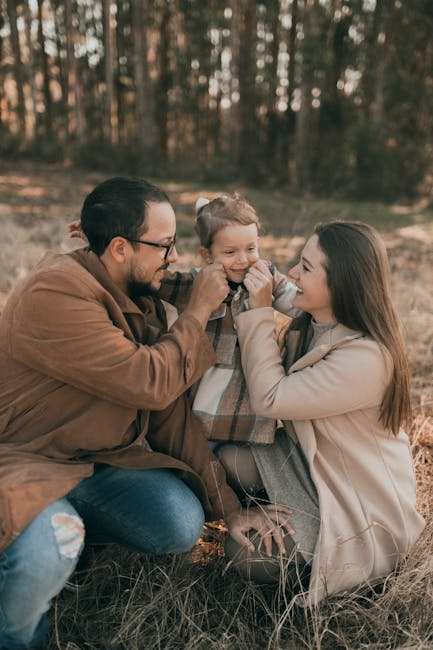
top-left (9, 270), bottom-right (216, 411)
top-left (235, 308), bottom-right (391, 421)
top-left (147, 394), bottom-right (240, 520)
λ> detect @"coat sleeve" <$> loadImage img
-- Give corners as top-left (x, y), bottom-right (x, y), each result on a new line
top-left (271, 268), bottom-right (300, 317)
top-left (9, 270), bottom-right (216, 411)
top-left (235, 308), bottom-right (391, 421)
top-left (147, 394), bottom-right (240, 520)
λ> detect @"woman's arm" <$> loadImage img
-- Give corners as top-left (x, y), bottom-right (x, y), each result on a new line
top-left (235, 308), bottom-right (391, 421)
top-left (271, 267), bottom-right (300, 317)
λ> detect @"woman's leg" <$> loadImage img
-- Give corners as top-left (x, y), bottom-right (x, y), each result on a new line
top-left (216, 443), bottom-right (264, 501)
top-left (0, 498), bottom-right (84, 650)
top-left (217, 444), bottom-right (308, 588)
top-left (67, 465), bottom-right (205, 555)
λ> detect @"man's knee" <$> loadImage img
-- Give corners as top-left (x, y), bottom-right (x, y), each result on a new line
top-left (0, 503), bottom-right (85, 647)
top-left (51, 511), bottom-right (85, 562)
top-left (162, 489), bottom-right (205, 554)
top-left (24, 506), bottom-right (85, 592)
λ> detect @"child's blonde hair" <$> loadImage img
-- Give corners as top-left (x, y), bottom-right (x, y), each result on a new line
top-left (194, 193), bottom-right (261, 248)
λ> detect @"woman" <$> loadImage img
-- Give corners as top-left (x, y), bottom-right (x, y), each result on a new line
top-left (220, 221), bottom-right (425, 604)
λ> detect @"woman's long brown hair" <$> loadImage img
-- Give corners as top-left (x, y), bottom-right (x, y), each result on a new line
top-left (314, 221), bottom-right (412, 434)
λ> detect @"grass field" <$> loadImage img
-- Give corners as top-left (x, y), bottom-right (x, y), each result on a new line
top-left (0, 161), bottom-right (432, 649)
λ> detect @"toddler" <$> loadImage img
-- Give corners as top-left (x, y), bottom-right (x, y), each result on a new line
top-left (158, 194), bottom-right (296, 447)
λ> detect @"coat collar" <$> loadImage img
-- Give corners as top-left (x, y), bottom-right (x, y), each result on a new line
top-left (289, 323), bottom-right (363, 373)
top-left (71, 248), bottom-right (150, 316)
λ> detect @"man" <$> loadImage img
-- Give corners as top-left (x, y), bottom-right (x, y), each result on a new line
top-left (0, 177), bottom-right (290, 649)
top-left (0, 177), bottom-right (239, 649)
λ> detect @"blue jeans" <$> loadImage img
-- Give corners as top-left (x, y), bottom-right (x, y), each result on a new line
top-left (0, 466), bottom-right (205, 649)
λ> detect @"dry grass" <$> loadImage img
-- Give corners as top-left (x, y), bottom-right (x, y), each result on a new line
top-left (0, 162), bottom-right (432, 649)
top-left (47, 510), bottom-right (433, 649)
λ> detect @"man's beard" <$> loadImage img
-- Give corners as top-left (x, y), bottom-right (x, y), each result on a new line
top-left (126, 263), bottom-right (169, 298)
top-left (127, 281), bottom-right (159, 298)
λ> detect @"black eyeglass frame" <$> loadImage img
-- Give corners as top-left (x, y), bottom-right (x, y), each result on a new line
top-left (124, 234), bottom-right (176, 260)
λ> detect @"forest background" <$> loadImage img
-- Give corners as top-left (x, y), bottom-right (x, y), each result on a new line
top-left (0, 0), bottom-right (433, 649)
top-left (2, 0), bottom-right (433, 199)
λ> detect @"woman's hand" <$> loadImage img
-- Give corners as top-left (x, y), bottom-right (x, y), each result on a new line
top-left (243, 260), bottom-right (273, 309)
top-left (225, 504), bottom-right (294, 556)
top-left (67, 220), bottom-right (87, 242)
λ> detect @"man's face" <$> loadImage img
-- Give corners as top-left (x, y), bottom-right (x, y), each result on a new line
top-left (126, 201), bottom-right (178, 296)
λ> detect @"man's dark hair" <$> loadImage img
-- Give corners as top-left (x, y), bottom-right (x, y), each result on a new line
top-left (80, 177), bottom-right (171, 255)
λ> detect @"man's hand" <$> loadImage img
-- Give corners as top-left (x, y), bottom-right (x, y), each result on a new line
top-left (184, 263), bottom-right (229, 328)
top-left (225, 504), bottom-right (295, 557)
top-left (243, 259), bottom-right (273, 309)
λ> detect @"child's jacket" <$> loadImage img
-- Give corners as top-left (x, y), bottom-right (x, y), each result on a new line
top-left (158, 266), bottom-right (295, 443)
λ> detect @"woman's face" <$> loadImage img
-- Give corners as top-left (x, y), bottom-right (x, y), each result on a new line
top-left (289, 234), bottom-right (335, 324)
top-left (202, 223), bottom-right (260, 283)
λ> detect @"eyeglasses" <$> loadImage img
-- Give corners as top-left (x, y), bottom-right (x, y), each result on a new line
top-left (124, 234), bottom-right (176, 260)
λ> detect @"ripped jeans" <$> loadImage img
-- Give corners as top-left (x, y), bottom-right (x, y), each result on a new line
top-left (0, 466), bottom-right (205, 649)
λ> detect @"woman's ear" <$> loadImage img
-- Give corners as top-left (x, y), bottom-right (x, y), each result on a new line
top-left (199, 246), bottom-right (212, 264)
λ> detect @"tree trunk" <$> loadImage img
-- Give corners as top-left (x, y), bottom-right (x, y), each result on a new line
top-left (283, 0), bottom-right (298, 183)
top-left (103, 0), bottom-right (116, 143)
top-left (364, 0), bottom-right (389, 127)
top-left (53, 1), bottom-right (68, 125)
top-left (132, 0), bottom-right (156, 169)
top-left (36, 0), bottom-right (53, 137)
top-left (156, 2), bottom-right (170, 166)
top-left (64, 0), bottom-right (81, 139)
top-left (293, 0), bottom-right (320, 192)
top-left (0, 12), bottom-right (4, 130)
top-left (265, 0), bottom-right (281, 181)
top-left (114, 0), bottom-right (128, 143)
top-left (22, 0), bottom-right (37, 138)
top-left (371, 0), bottom-right (387, 126)
top-left (227, 0), bottom-right (241, 171)
top-left (238, 0), bottom-right (258, 180)
top-left (6, 0), bottom-right (27, 135)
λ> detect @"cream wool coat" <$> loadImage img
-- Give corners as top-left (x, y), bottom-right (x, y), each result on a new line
top-left (235, 308), bottom-right (425, 604)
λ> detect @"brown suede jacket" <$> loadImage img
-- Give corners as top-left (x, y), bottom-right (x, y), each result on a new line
top-left (0, 248), bottom-right (240, 552)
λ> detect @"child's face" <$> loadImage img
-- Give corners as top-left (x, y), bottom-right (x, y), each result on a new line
top-left (202, 223), bottom-right (259, 283)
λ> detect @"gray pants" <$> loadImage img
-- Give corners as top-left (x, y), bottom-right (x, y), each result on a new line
top-left (217, 435), bottom-right (319, 588)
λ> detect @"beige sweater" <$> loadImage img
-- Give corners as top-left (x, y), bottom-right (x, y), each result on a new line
top-left (236, 307), bottom-right (425, 604)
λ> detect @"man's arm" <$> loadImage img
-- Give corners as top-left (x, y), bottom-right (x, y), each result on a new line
top-left (8, 265), bottom-right (228, 410)
top-left (147, 393), bottom-right (240, 520)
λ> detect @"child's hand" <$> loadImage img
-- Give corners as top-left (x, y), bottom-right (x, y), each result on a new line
top-left (67, 220), bottom-right (87, 242)
top-left (244, 260), bottom-right (273, 309)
